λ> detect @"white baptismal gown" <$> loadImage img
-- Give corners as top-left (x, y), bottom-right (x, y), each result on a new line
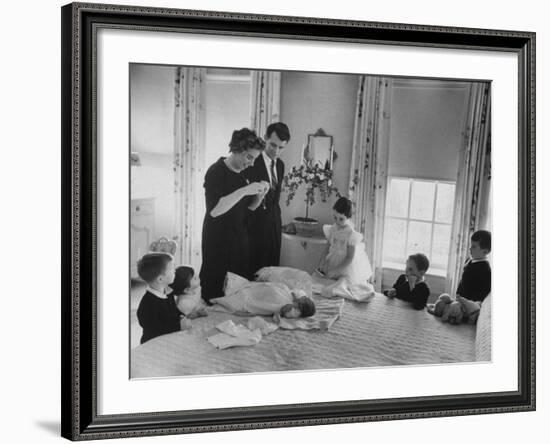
top-left (323, 223), bottom-right (373, 284)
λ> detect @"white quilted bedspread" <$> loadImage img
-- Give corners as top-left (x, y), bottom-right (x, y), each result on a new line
top-left (131, 290), bottom-right (477, 378)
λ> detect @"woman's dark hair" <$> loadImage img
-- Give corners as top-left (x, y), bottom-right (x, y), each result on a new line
top-left (265, 122), bottom-right (291, 142)
top-left (408, 253), bottom-right (430, 273)
top-left (169, 266), bottom-right (194, 295)
top-left (137, 253), bottom-right (173, 283)
top-left (228, 128), bottom-right (265, 153)
top-left (333, 197), bottom-right (353, 218)
top-left (296, 296), bottom-right (316, 318)
top-left (471, 230), bottom-right (491, 251)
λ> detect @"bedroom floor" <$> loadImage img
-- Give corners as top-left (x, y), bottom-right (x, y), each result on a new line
top-left (130, 279), bottom-right (147, 349)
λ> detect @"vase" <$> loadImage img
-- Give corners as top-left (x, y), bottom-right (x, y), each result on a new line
top-left (293, 217), bottom-right (319, 237)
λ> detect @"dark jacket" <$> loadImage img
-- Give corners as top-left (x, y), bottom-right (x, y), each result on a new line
top-left (456, 259), bottom-right (491, 302)
top-left (392, 274), bottom-right (431, 310)
top-left (136, 291), bottom-right (181, 344)
top-left (244, 155), bottom-right (284, 273)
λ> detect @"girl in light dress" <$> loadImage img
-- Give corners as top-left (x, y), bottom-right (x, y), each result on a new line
top-left (318, 197), bottom-right (373, 285)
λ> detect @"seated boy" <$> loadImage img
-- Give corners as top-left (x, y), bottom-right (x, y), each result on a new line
top-left (136, 252), bottom-right (186, 344)
top-left (456, 230), bottom-right (491, 303)
top-left (383, 253), bottom-right (431, 310)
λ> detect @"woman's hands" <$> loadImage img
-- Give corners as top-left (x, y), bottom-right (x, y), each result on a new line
top-left (246, 181), bottom-right (270, 211)
top-left (211, 181), bottom-right (268, 217)
top-left (244, 181), bottom-right (269, 196)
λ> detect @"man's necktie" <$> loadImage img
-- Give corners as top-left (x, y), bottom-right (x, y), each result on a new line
top-left (270, 159), bottom-right (277, 189)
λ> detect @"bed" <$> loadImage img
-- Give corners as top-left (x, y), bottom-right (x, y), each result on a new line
top-left (130, 275), bottom-right (491, 378)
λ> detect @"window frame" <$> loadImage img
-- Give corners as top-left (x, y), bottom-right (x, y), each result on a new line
top-left (383, 175), bottom-right (456, 275)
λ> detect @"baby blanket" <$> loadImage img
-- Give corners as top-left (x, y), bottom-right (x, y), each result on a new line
top-left (207, 297), bottom-right (344, 349)
top-left (207, 317), bottom-right (279, 350)
top-left (277, 298), bottom-right (344, 331)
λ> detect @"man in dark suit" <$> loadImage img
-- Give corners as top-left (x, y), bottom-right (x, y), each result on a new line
top-left (245, 122), bottom-right (291, 275)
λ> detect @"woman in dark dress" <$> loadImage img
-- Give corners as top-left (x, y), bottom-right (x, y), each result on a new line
top-left (199, 128), bottom-right (269, 303)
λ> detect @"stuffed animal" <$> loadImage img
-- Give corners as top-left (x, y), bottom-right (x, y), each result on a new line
top-left (456, 295), bottom-right (482, 324)
top-left (431, 293), bottom-right (452, 317)
top-left (428, 293), bottom-right (482, 325)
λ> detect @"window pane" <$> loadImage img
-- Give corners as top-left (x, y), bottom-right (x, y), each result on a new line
top-left (409, 181), bottom-right (435, 221)
top-left (431, 224), bottom-right (452, 269)
top-left (406, 221), bottom-right (432, 256)
top-left (435, 183), bottom-right (456, 223)
top-left (383, 218), bottom-right (407, 261)
top-left (386, 178), bottom-right (410, 218)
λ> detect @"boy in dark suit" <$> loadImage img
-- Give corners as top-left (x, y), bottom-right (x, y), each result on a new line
top-left (136, 253), bottom-right (183, 344)
top-left (245, 122), bottom-right (291, 275)
top-left (456, 230), bottom-right (491, 303)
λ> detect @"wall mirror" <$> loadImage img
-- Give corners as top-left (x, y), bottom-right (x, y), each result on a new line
top-left (303, 128), bottom-right (334, 170)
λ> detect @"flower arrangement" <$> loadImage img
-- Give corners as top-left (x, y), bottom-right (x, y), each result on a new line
top-left (282, 158), bottom-right (340, 221)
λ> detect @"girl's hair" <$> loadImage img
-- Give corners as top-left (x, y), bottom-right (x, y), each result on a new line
top-left (296, 296), bottom-right (316, 318)
top-left (333, 197), bottom-right (352, 218)
top-left (169, 266), bottom-right (195, 295)
top-left (228, 128), bottom-right (265, 153)
top-left (408, 253), bottom-right (430, 273)
top-left (137, 253), bottom-right (173, 284)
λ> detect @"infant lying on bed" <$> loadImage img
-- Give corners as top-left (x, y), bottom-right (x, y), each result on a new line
top-left (210, 272), bottom-right (316, 319)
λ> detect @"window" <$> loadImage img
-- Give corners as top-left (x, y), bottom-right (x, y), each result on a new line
top-left (383, 177), bottom-right (456, 275)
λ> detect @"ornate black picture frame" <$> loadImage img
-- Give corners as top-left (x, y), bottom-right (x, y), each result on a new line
top-left (61, 2), bottom-right (535, 440)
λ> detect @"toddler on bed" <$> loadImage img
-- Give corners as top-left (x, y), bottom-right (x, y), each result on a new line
top-left (317, 197), bottom-right (373, 284)
top-left (428, 230), bottom-right (492, 321)
top-left (136, 253), bottom-right (187, 344)
top-left (383, 253), bottom-right (431, 310)
top-left (456, 230), bottom-right (491, 303)
top-left (168, 266), bottom-right (208, 320)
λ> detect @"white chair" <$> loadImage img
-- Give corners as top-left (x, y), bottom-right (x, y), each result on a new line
top-left (148, 237), bottom-right (178, 257)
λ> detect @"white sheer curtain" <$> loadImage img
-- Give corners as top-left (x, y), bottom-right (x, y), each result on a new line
top-left (348, 76), bottom-right (393, 291)
top-left (446, 82), bottom-right (491, 294)
top-left (173, 67), bottom-right (206, 270)
top-left (250, 71), bottom-right (281, 137)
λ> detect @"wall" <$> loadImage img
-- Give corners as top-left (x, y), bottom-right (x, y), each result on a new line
top-left (4, 1), bottom-right (545, 444)
top-left (130, 64), bottom-right (176, 155)
top-left (204, 73), bottom-right (252, 169)
top-left (279, 71), bottom-right (358, 225)
top-left (130, 64), bottom-right (178, 239)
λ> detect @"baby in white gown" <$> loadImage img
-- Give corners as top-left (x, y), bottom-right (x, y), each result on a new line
top-left (318, 197), bottom-right (373, 285)
top-left (210, 272), bottom-right (316, 318)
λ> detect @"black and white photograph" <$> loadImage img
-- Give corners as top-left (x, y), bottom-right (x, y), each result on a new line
top-left (129, 65), bottom-right (492, 378)
top-left (2, 0), bottom-right (545, 442)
